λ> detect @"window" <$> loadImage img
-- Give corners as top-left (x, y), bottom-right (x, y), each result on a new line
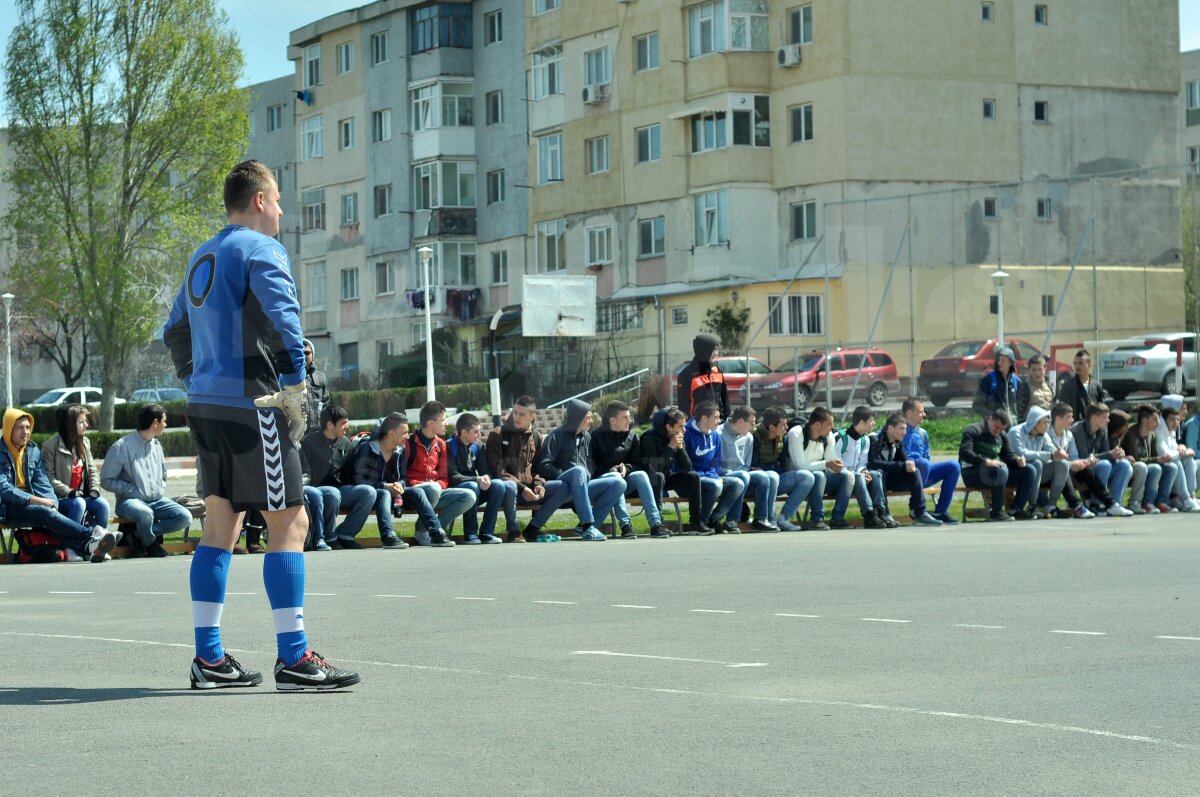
top-left (688, 1), bottom-right (723, 58)
top-left (536, 219), bottom-right (566, 271)
top-left (486, 169), bottom-right (505, 204)
top-left (301, 189), bottom-right (325, 231)
top-left (377, 340), bottom-right (394, 372)
top-left (413, 161), bottom-right (477, 209)
top-left (586, 226), bottom-right (613, 265)
top-left (689, 0), bottom-right (768, 57)
top-left (307, 262), bottom-right (326, 307)
top-left (411, 82), bottom-right (474, 131)
top-left (341, 268), bottom-right (359, 301)
top-left (1189, 81), bottom-right (1200, 111)
top-left (733, 95), bottom-right (770, 147)
top-left (338, 117), bottom-right (355, 150)
top-left (1188, 147), bottom-right (1200, 174)
top-left (1041, 295), bottom-right (1054, 317)
top-left (788, 4), bottom-right (813, 44)
top-left (485, 90), bottom-right (503, 125)
top-left (691, 112), bottom-right (727, 153)
top-left (339, 343), bottom-right (358, 378)
top-left (586, 136), bottom-right (610, 174)
top-left (532, 46), bottom-right (563, 100)
top-left (303, 44), bottom-right (321, 88)
top-left (584, 47), bottom-right (610, 87)
top-left (596, 303), bottom-right (645, 333)
top-left (790, 103), bottom-right (813, 142)
top-left (982, 99), bottom-right (996, 119)
top-left (376, 261), bottom-right (394, 295)
top-left (374, 184), bottom-right (393, 217)
top-left (337, 42), bottom-right (354, 74)
top-left (412, 3), bottom-right (472, 53)
top-left (248, 110), bottom-right (256, 136)
top-left (271, 167), bottom-right (282, 187)
top-left (639, 217), bottom-right (665, 256)
top-left (412, 242), bottom-right (477, 286)
top-left (1036, 197), bottom-right (1052, 220)
top-left (534, 0), bottom-right (559, 14)
top-left (790, 200), bottom-right (816, 241)
top-left (339, 193), bottom-right (358, 226)
top-left (371, 31), bottom-right (389, 65)
top-left (768, 294), bottom-right (823, 336)
top-left (1034, 4), bottom-right (1048, 25)
top-left (1034, 100), bottom-right (1049, 122)
top-left (484, 10), bottom-right (502, 44)
top-left (411, 323), bottom-right (424, 346)
top-left (267, 104), bottom-right (283, 132)
top-left (694, 190), bottom-right (729, 246)
top-left (981, 2), bottom-right (993, 22)
top-left (371, 109), bottom-right (392, 142)
top-left (636, 125), bottom-right (660, 164)
top-left (671, 307), bottom-right (688, 326)
top-left (729, 0), bottom-right (769, 50)
top-left (538, 133), bottom-right (563, 183)
top-left (491, 250), bottom-right (509, 284)
top-left (989, 295), bottom-right (999, 315)
top-left (302, 116), bottom-right (323, 159)
top-left (635, 32), bottom-right (659, 71)
top-left (983, 196), bottom-right (997, 219)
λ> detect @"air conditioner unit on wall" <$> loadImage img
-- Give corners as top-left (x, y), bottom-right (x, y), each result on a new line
top-left (582, 83), bottom-right (609, 104)
top-left (777, 44), bottom-right (802, 67)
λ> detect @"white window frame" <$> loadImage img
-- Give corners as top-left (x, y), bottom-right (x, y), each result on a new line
top-left (790, 200), bottom-right (816, 241)
top-left (790, 103), bottom-right (813, 143)
top-left (372, 109), bottom-right (392, 143)
top-left (491, 250), bottom-right (509, 285)
top-left (341, 267), bottom-right (359, 301)
top-left (248, 110), bottom-right (256, 137)
top-left (303, 44), bottom-right (322, 88)
top-left (410, 242), bottom-right (477, 287)
top-left (1189, 81), bottom-right (1200, 111)
top-left (373, 184), bottom-right (393, 217)
top-left (585, 136), bottom-right (610, 175)
top-left (584, 47), bottom-right (610, 88)
top-left (377, 339), bottom-right (394, 372)
top-left (636, 124), bottom-right (661, 164)
top-left (688, 1), bottom-right (724, 58)
top-left (486, 169), bottom-right (505, 204)
top-left (538, 133), bottom-right (563, 184)
top-left (532, 45), bottom-right (563, 100)
top-left (586, 225), bottom-right (613, 266)
top-left (485, 10), bottom-right (502, 45)
top-left (375, 261), bottom-right (395, 296)
top-left (340, 192), bottom-right (358, 226)
top-left (1036, 197), bottom-right (1053, 220)
top-left (1034, 4), bottom-right (1048, 25)
top-left (301, 189), bottom-right (325, 231)
top-left (267, 104), bottom-right (283, 132)
top-left (768, 293), bottom-right (824, 336)
top-left (639, 216), bottom-right (665, 257)
top-left (1188, 146), bottom-right (1200, 173)
top-left (789, 4), bottom-right (813, 44)
top-left (536, 219), bottom-right (567, 272)
top-left (981, 2), bottom-right (994, 22)
top-left (691, 112), bottom-right (727, 153)
top-left (485, 90), bottom-right (503, 125)
top-left (338, 117), bottom-right (355, 150)
top-left (597, 303), bottom-right (644, 333)
top-left (729, 0), bottom-right (769, 51)
top-left (307, 262), bottom-right (326, 307)
top-left (533, 0), bottom-right (559, 15)
top-left (732, 95), bottom-right (770, 147)
top-left (413, 161), bottom-right (477, 210)
top-left (694, 190), bottom-right (729, 247)
top-left (336, 41), bottom-right (354, 74)
top-left (635, 32), bottom-right (660, 71)
top-left (371, 31), bottom-right (389, 65)
top-left (302, 116), bottom-right (323, 160)
top-left (411, 82), bottom-right (474, 131)
top-left (671, 306), bottom-right (688, 326)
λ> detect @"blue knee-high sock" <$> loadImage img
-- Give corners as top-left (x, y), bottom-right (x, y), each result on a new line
top-left (263, 551), bottom-right (308, 666)
top-left (190, 545), bottom-right (231, 663)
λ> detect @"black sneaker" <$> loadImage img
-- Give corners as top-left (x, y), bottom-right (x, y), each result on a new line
top-left (190, 654), bottom-right (263, 690)
top-left (618, 523), bottom-right (637, 540)
top-left (336, 537), bottom-right (363, 550)
top-left (685, 523), bottom-right (716, 536)
top-left (988, 511), bottom-right (1015, 522)
top-left (649, 524), bottom-right (670, 538)
top-left (828, 518), bottom-right (853, 530)
top-left (380, 535), bottom-right (409, 549)
top-left (932, 512), bottom-right (960, 526)
top-left (274, 650), bottom-right (360, 691)
top-left (750, 520), bottom-right (779, 532)
top-left (722, 520), bottom-right (741, 534)
top-left (429, 532), bottom-right (456, 547)
top-left (803, 519), bottom-right (831, 531)
top-left (146, 540), bottom-right (169, 558)
top-left (1012, 509), bottom-right (1036, 521)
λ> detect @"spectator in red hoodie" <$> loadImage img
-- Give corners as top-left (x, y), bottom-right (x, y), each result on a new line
top-left (406, 401), bottom-right (476, 547)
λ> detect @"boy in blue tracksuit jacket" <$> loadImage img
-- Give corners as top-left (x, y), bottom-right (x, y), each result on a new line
top-left (685, 401), bottom-right (745, 532)
top-left (901, 396), bottom-right (961, 524)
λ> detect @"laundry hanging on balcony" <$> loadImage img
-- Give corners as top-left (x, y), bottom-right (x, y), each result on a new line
top-left (445, 288), bottom-right (482, 321)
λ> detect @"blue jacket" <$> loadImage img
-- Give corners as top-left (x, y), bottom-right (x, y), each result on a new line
top-left (0, 440), bottom-right (56, 523)
top-left (344, 439), bottom-right (406, 489)
top-left (683, 419), bottom-right (722, 478)
top-left (162, 225), bottom-right (306, 409)
top-left (902, 424), bottom-right (932, 464)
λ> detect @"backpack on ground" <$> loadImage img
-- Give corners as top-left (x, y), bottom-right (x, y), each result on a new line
top-left (14, 529), bottom-right (67, 564)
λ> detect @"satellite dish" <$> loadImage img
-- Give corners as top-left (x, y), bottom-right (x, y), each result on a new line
top-left (521, 274), bottom-right (597, 337)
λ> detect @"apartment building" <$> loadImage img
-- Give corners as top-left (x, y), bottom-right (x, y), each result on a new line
top-left (1185, 48), bottom-right (1200, 172)
top-left (284, 0), bottom-right (528, 386)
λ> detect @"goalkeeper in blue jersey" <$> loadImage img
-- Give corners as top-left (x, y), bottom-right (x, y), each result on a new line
top-left (163, 160), bottom-right (359, 691)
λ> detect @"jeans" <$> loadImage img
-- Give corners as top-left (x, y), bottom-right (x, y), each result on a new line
top-left (59, 495), bottom-right (111, 528)
top-left (303, 485), bottom-right (340, 545)
top-left (116, 496), bottom-right (192, 546)
top-left (528, 477), bottom-right (575, 530)
top-left (1148, 461), bottom-right (1178, 506)
top-left (587, 473), bottom-right (628, 528)
top-left (1105, 458), bottom-right (1134, 507)
top-left (1171, 454), bottom-right (1197, 498)
top-left (435, 487), bottom-right (478, 532)
top-left (822, 470), bottom-right (853, 521)
top-left (728, 470), bottom-right (778, 522)
top-left (850, 470), bottom-right (884, 516)
top-left (335, 484), bottom-right (376, 540)
top-left (460, 479), bottom-right (519, 537)
top-left (4, 503), bottom-right (95, 555)
top-left (613, 470), bottom-right (662, 527)
top-left (883, 471), bottom-right (926, 516)
top-left (541, 466), bottom-right (597, 526)
top-left (961, 462), bottom-right (1038, 513)
top-left (1029, 458), bottom-right (1070, 508)
top-left (701, 475), bottom-right (745, 523)
top-left (400, 484), bottom-right (443, 533)
top-left (777, 469), bottom-right (823, 521)
top-left (913, 459), bottom-right (961, 516)
top-left (1127, 461), bottom-right (1149, 507)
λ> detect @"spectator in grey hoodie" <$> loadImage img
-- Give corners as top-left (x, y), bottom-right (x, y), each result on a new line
top-left (534, 399), bottom-right (626, 541)
top-left (100, 404), bottom-right (192, 557)
top-left (718, 406), bottom-right (779, 531)
top-left (1006, 405), bottom-right (1069, 518)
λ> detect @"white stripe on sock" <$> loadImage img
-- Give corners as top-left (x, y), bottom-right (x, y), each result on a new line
top-left (271, 606), bottom-right (305, 634)
top-left (192, 601), bottom-right (224, 628)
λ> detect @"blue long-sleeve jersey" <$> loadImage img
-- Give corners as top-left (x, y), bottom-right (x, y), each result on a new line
top-left (162, 225), bottom-right (306, 408)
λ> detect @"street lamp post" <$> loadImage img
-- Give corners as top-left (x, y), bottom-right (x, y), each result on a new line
top-left (991, 269), bottom-right (1009, 348)
top-left (2, 293), bottom-right (13, 409)
top-left (418, 246), bottom-right (436, 402)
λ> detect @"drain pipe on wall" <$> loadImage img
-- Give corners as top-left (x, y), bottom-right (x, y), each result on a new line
top-left (653, 295), bottom-right (666, 375)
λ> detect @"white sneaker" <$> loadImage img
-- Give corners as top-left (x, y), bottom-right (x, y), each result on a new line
top-left (1143, 504), bottom-right (1160, 515)
top-left (1188, 498), bottom-right (1200, 512)
top-left (1073, 505), bottom-right (1096, 519)
top-left (1105, 505), bottom-right (1134, 517)
top-left (64, 547), bottom-right (84, 562)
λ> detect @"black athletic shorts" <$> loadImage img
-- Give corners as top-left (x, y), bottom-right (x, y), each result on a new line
top-left (188, 403), bottom-right (304, 512)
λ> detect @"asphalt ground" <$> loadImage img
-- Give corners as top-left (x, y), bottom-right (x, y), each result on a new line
top-left (2, 512), bottom-right (1199, 796)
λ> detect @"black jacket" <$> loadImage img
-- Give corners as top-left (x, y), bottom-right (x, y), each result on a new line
top-left (300, 430), bottom-right (356, 487)
top-left (304, 367), bottom-right (331, 434)
top-left (535, 399), bottom-right (592, 480)
top-left (958, 421), bottom-right (1020, 468)
top-left (446, 437), bottom-right (490, 485)
top-left (676, 334), bottom-right (728, 418)
top-left (1070, 420), bottom-right (1117, 462)
top-left (640, 409), bottom-right (691, 476)
top-left (1056, 374), bottom-right (1109, 421)
top-left (867, 432), bottom-right (910, 477)
top-left (590, 427), bottom-right (639, 478)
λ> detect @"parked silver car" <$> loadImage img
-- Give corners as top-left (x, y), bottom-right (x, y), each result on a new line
top-left (1097, 333), bottom-right (1196, 399)
top-left (129, 387), bottom-right (188, 403)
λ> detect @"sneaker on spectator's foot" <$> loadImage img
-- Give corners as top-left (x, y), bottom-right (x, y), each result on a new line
top-left (828, 518), bottom-right (853, 530)
top-left (751, 520), bottom-right (779, 532)
top-left (1052, 507), bottom-right (1072, 519)
top-left (232, 544), bottom-right (248, 555)
top-left (914, 512), bottom-right (944, 526)
top-left (575, 525), bottom-right (606, 541)
top-left (380, 535), bottom-right (409, 549)
top-left (1186, 497), bottom-right (1200, 512)
top-left (777, 519), bottom-right (802, 531)
top-left (1012, 509), bottom-right (1036, 521)
top-left (413, 530), bottom-right (432, 547)
top-left (649, 524), bottom-right (670, 538)
top-left (127, 535), bottom-right (145, 558)
top-left (1072, 505), bottom-right (1096, 519)
top-left (1130, 503), bottom-right (1147, 515)
top-left (685, 523), bottom-right (716, 536)
top-left (721, 520), bottom-right (741, 534)
top-left (882, 514), bottom-right (902, 529)
top-left (803, 519), bottom-right (830, 531)
top-left (146, 540), bottom-right (169, 558)
top-left (1104, 504), bottom-right (1133, 517)
top-left (932, 512), bottom-right (960, 525)
top-left (988, 511), bottom-right (1014, 522)
top-left (274, 650), bottom-right (360, 691)
top-left (64, 547), bottom-right (84, 562)
top-left (313, 540), bottom-right (332, 551)
top-left (506, 530), bottom-right (528, 543)
top-left (618, 523), bottom-right (637, 540)
top-left (479, 533), bottom-right (504, 544)
top-left (430, 532), bottom-right (455, 547)
top-left (464, 535), bottom-right (482, 545)
top-left (336, 537), bottom-right (363, 549)
top-left (191, 654), bottom-right (263, 690)
top-left (85, 527), bottom-right (120, 563)
top-left (1156, 503), bottom-right (1178, 514)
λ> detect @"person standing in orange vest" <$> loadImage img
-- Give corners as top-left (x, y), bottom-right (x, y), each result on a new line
top-left (676, 334), bottom-right (729, 418)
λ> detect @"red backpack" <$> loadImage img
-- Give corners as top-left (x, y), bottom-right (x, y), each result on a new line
top-left (14, 529), bottom-right (67, 564)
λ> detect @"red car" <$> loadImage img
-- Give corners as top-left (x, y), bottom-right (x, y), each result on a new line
top-left (745, 348), bottom-right (902, 411)
top-left (918, 338), bottom-right (1071, 406)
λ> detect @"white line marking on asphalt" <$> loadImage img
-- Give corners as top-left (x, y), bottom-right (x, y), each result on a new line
top-left (690, 609), bottom-right (735, 614)
top-left (532, 600), bottom-right (577, 605)
top-left (373, 594), bottom-right (418, 598)
top-left (861, 618), bottom-right (911, 624)
top-left (610, 604), bottom-right (656, 609)
top-left (571, 650), bottom-right (767, 668)
top-left (1051, 630), bottom-right (1106, 636)
top-left (954, 624), bottom-right (1006, 629)
top-left (774, 613), bottom-right (820, 618)
top-left (305, 593), bottom-right (337, 596)
top-left (1155, 635), bottom-right (1200, 641)
top-left (4, 631), bottom-right (1193, 751)
top-left (133, 592), bottom-right (176, 595)
top-left (48, 591), bottom-right (93, 595)
top-left (454, 596), bottom-right (496, 601)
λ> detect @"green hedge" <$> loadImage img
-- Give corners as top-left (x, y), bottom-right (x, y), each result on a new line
top-left (29, 429), bottom-right (196, 459)
top-left (330, 382), bottom-right (490, 419)
top-left (20, 400), bottom-right (190, 432)
top-left (923, 416), bottom-right (974, 454)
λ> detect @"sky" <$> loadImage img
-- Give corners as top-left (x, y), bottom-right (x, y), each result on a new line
top-left (0, 0), bottom-right (1197, 92)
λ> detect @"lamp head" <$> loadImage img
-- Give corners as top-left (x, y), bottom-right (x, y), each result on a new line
top-left (990, 269), bottom-right (1009, 289)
